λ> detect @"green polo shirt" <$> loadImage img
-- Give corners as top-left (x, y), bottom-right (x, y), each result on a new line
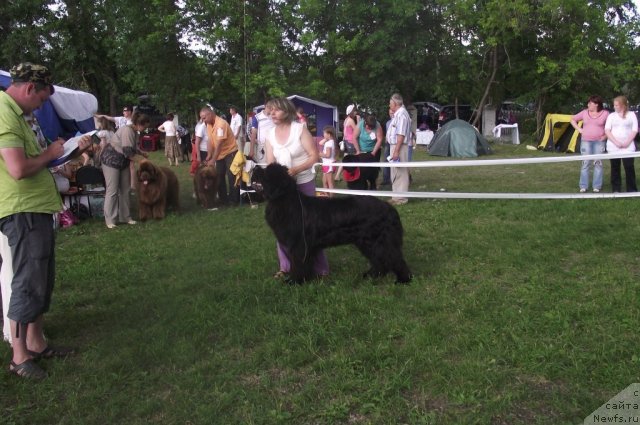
top-left (0, 91), bottom-right (61, 219)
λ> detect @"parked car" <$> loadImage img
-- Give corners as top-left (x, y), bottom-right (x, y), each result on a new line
top-left (438, 104), bottom-right (474, 128)
top-left (496, 101), bottom-right (531, 125)
top-left (413, 101), bottom-right (441, 131)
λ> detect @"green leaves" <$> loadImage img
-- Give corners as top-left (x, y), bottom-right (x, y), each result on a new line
top-left (1, 0), bottom-right (637, 126)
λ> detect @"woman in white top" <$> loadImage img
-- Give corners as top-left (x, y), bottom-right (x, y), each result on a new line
top-left (605, 95), bottom-right (638, 192)
top-left (265, 97), bottom-right (329, 279)
top-left (158, 113), bottom-right (180, 166)
top-left (85, 116), bottom-right (114, 167)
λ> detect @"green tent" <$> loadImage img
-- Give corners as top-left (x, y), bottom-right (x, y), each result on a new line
top-left (428, 119), bottom-right (492, 157)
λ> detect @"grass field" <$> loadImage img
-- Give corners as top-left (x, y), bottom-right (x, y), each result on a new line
top-left (1, 139), bottom-right (639, 424)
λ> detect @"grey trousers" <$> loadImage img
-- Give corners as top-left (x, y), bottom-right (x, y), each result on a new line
top-left (103, 165), bottom-right (132, 225)
top-left (390, 143), bottom-right (410, 203)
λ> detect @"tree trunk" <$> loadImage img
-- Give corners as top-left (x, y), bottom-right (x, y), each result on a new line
top-left (535, 93), bottom-right (547, 140)
top-left (472, 45), bottom-right (499, 128)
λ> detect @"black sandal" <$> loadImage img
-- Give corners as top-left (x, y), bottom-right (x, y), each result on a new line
top-left (9, 359), bottom-right (47, 380)
top-left (273, 271), bottom-right (287, 279)
top-left (28, 345), bottom-right (76, 360)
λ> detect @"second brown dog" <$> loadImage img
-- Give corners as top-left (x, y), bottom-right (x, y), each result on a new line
top-left (194, 164), bottom-right (218, 209)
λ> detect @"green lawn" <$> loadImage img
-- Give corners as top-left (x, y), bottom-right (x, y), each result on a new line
top-left (1, 139), bottom-right (639, 425)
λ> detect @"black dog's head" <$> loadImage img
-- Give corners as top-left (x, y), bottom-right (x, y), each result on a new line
top-left (342, 153), bottom-right (376, 166)
top-left (341, 154), bottom-right (358, 165)
top-left (253, 163), bottom-right (297, 201)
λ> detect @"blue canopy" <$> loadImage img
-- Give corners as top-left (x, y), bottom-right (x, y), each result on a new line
top-left (254, 95), bottom-right (338, 139)
top-left (0, 70), bottom-right (97, 140)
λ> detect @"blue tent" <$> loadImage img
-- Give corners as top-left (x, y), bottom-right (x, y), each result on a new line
top-left (253, 95), bottom-right (338, 139)
top-left (0, 70), bottom-right (97, 141)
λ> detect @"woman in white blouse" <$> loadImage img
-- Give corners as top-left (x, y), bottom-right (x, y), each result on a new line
top-left (158, 113), bottom-right (180, 166)
top-left (605, 95), bottom-right (638, 192)
top-left (265, 97), bottom-right (329, 280)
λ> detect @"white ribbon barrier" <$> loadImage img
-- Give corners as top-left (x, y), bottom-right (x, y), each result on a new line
top-left (316, 188), bottom-right (640, 199)
top-left (310, 151), bottom-right (640, 200)
top-left (313, 151), bottom-right (640, 169)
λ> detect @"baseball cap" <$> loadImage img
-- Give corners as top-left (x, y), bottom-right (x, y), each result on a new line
top-left (10, 62), bottom-right (55, 95)
top-left (346, 104), bottom-right (355, 115)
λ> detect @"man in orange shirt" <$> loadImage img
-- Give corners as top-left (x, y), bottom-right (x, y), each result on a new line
top-left (200, 107), bottom-right (239, 205)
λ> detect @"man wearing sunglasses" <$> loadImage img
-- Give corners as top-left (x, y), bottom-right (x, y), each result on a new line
top-left (95, 105), bottom-right (133, 129)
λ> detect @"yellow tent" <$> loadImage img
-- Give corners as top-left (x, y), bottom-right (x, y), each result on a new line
top-left (537, 113), bottom-right (582, 153)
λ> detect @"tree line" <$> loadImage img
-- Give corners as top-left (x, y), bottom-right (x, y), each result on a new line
top-left (1, 0), bottom-right (638, 131)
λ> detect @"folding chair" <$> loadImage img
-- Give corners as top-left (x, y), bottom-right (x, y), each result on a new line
top-left (74, 165), bottom-right (106, 217)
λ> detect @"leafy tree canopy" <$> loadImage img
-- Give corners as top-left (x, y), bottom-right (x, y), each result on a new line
top-left (0, 0), bottom-right (637, 129)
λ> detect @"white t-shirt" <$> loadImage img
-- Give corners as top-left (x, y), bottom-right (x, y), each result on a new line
top-left (230, 113), bottom-right (243, 139)
top-left (254, 111), bottom-right (275, 146)
top-left (195, 121), bottom-right (209, 152)
top-left (160, 120), bottom-right (177, 137)
top-left (605, 111), bottom-right (638, 153)
top-left (114, 116), bottom-right (131, 129)
top-left (322, 139), bottom-right (335, 164)
top-left (97, 129), bottom-right (115, 144)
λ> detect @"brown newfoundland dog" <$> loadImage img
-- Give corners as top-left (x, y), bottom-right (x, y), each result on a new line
top-left (137, 160), bottom-right (180, 220)
top-left (193, 164), bottom-right (218, 209)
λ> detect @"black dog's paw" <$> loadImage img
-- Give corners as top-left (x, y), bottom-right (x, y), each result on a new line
top-left (283, 275), bottom-right (305, 285)
top-left (362, 269), bottom-right (384, 279)
top-left (395, 274), bottom-right (413, 285)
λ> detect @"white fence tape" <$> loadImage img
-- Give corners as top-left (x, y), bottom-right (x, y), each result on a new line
top-left (312, 151), bottom-right (640, 169)
top-left (310, 151), bottom-right (640, 200)
top-left (316, 188), bottom-right (640, 200)
top-left (257, 151), bottom-right (640, 200)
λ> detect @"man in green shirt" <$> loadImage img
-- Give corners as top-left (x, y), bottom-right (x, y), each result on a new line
top-left (0, 63), bottom-right (87, 380)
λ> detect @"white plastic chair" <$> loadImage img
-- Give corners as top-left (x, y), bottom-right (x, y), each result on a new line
top-left (492, 124), bottom-right (520, 144)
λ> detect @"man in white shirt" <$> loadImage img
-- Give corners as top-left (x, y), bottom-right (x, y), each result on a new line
top-left (95, 106), bottom-right (133, 129)
top-left (229, 106), bottom-right (244, 152)
top-left (194, 117), bottom-right (209, 162)
top-left (387, 93), bottom-right (411, 205)
top-left (248, 102), bottom-right (274, 166)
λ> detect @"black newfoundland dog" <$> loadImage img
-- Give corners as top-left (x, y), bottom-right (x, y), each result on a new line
top-left (253, 163), bottom-right (411, 284)
top-left (342, 152), bottom-right (379, 190)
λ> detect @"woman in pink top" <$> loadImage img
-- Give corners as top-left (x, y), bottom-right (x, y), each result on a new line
top-left (570, 95), bottom-right (609, 192)
top-left (343, 104), bottom-right (360, 155)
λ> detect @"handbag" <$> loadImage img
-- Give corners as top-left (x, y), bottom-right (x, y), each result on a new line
top-left (58, 208), bottom-right (79, 228)
top-left (100, 143), bottom-right (128, 170)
